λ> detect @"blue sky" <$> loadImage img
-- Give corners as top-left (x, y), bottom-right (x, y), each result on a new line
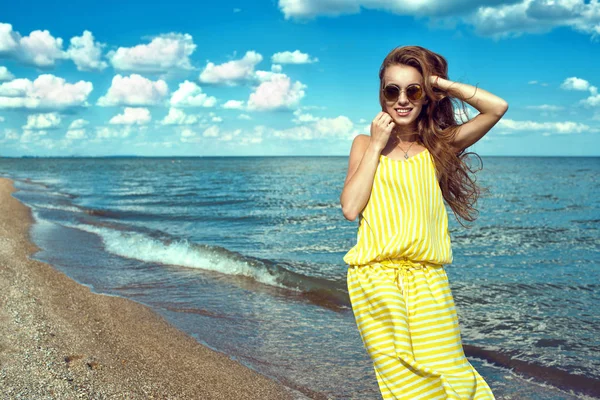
top-left (0, 0), bottom-right (599, 157)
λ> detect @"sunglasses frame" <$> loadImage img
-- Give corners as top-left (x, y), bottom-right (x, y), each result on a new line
top-left (382, 83), bottom-right (425, 103)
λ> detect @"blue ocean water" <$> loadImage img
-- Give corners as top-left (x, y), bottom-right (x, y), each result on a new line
top-left (0, 156), bottom-right (598, 399)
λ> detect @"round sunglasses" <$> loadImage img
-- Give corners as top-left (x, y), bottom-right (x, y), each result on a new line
top-left (382, 84), bottom-right (424, 103)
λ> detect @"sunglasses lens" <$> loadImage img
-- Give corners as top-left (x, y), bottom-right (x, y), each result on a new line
top-left (407, 85), bottom-right (423, 101)
top-left (383, 85), bottom-right (400, 102)
top-left (383, 84), bottom-right (423, 102)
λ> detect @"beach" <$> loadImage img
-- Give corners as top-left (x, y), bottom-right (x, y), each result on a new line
top-left (0, 177), bottom-right (294, 399)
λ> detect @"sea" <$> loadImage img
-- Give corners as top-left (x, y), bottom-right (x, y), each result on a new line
top-left (1, 155), bottom-right (598, 400)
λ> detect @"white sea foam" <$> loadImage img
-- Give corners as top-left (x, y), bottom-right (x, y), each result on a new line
top-left (30, 203), bottom-right (82, 213)
top-left (60, 222), bottom-right (292, 290)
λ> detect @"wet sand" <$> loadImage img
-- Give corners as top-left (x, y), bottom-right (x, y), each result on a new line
top-left (0, 177), bottom-right (294, 399)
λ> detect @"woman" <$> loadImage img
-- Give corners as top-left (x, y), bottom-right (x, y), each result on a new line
top-left (340, 45), bottom-right (507, 399)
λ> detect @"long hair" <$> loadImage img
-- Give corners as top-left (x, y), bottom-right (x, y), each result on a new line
top-left (379, 45), bottom-right (487, 226)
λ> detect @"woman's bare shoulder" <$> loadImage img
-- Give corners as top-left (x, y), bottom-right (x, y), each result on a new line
top-left (350, 134), bottom-right (370, 153)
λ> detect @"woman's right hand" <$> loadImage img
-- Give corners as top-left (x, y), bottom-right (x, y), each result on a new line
top-left (370, 112), bottom-right (395, 151)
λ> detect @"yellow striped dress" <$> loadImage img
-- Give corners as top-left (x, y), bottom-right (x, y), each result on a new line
top-left (343, 148), bottom-right (495, 400)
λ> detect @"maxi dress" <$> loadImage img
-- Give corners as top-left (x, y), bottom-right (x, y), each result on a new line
top-left (343, 148), bottom-right (495, 400)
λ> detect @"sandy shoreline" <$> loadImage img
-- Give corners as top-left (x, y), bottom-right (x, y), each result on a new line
top-left (0, 177), bottom-right (294, 399)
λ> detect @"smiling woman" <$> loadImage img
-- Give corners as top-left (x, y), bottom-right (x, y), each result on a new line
top-left (340, 45), bottom-right (508, 400)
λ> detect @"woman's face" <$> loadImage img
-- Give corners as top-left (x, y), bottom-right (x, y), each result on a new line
top-left (382, 64), bottom-right (428, 128)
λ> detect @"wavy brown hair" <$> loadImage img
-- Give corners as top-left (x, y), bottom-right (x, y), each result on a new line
top-left (379, 45), bottom-right (487, 226)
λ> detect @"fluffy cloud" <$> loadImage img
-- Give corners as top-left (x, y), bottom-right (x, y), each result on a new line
top-left (2, 128), bottom-right (19, 140)
top-left (0, 74), bottom-right (93, 109)
top-left (561, 76), bottom-right (591, 91)
top-left (525, 104), bottom-right (565, 111)
top-left (161, 107), bottom-right (199, 125)
top-left (222, 100), bottom-right (245, 109)
top-left (97, 74), bottom-right (168, 106)
top-left (21, 129), bottom-right (47, 143)
top-left (180, 125), bottom-right (247, 143)
top-left (247, 73), bottom-right (306, 111)
top-left (495, 118), bottom-right (598, 135)
top-left (293, 109), bottom-right (319, 123)
top-left (199, 51), bottom-right (263, 86)
top-left (66, 118), bottom-right (88, 140)
top-left (468, 0), bottom-right (600, 39)
top-left (108, 33), bottom-right (196, 72)
top-left (274, 115), bottom-right (355, 139)
top-left (23, 112), bottom-right (61, 129)
top-left (109, 107), bottom-right (151, 125)
top-left (66, 30), bottom-right (107, 71)
top-left (0, 23), bottom-right (66, 67)
top-left (272, 50), bottom-right (318, 64)
top-left (278, 0), bottom-right (600, 40)
top-left (180, 128), bottom-right (200, 143)
top-left (0, 24), bottom-right (109, 70)
top-left (94, 126), bottom-right (138, 140)
top-left (169, 81), bottom-right (217, 108)
top-left (0, 66), bottom-right (14, 81)
top-left (560, 76), bottom-right (599, 107)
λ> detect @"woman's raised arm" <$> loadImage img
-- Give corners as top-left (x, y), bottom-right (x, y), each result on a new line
top-left (340, 112), bottom-right (394, 221)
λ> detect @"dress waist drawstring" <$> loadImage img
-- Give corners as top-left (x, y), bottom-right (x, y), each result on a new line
top-left (369, 257), bottom-right (441, 310)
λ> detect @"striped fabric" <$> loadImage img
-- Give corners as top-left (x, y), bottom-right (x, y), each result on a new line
top-left (344, 149), bottom-right (495, 399)
top-left (343, 149), bottom-right (452, 267)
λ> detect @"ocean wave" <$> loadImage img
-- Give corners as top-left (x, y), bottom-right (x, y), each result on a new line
top-left (57, 221), bottom-right (350, 310)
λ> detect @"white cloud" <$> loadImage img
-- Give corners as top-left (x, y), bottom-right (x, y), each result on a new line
top-left (180, 128), bottom-right (200, 142)
top-left (559, 77), bottom-right (600, 107)
top-left (180, 125), bottom-right (248, 143)
top-left (0, 74), bottom-right (93, 109)
top-left (97, 74), bottom-right (168, 106)
top-left (109, 107), bottom-right (151, 125)
top-left (66, 118), bottom-right (88, 140)
top-left (3, 128), bottom-right (19, 140)
top-left (222, 100), bottom-right (245, 109)
top-left (199, 51), bottom-right (263, 86)
top-left (0, 23), bottom-right (19, 53)
top-left (272, 50), bottom-right (318, 64)
top-left (66, 129), bottom-right (86, 140)
top-left (21, 129), bottom-right (47, 143)
top-left (580, 93), bottom-right (600, 107)
top-left (95, 126), bottom-right (133, 140)
top-left (525, 104), bottom-right (565, 111)
top-left (278, 0), bottom-right (600, 41)
top-left (170, 81), bottom-right (217, 108)
top-left (23, 112), bottom-right (61, 130)
top-left (496, 118), bottom-right (597, 135)
top-left (0, 24), bottom-right (69, 67)
top-left (293, 109), bottom-right (319, 123)
top-left (17, 28), bottom-right (66, 67)
top-left (238, 113), bottom-right (252, 120)
top-left (561, 76), bottom-right (590, 91)
top-left (0, 66), bottom-right (14, 81)
top-left (161, 107), bottom-right (199, 125)
top-left (108, 33), bottom-right (196, 72)
top-left (274, 115), bottom-right (357, 140)
top-left (247, 73), bottom-right (306, 111)
top-left (66, 30), bottom-right (107, 71)
top-left (69, 118), bottom-right (89, 130)
top-left (203, 125), bottom-right (220, 137)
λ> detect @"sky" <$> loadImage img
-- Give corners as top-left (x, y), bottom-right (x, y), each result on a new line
top-left (0, 0), bottom-right (599, 157)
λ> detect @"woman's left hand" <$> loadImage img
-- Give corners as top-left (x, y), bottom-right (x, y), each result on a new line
top-left (429, 75), bottom-right (447, 99)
